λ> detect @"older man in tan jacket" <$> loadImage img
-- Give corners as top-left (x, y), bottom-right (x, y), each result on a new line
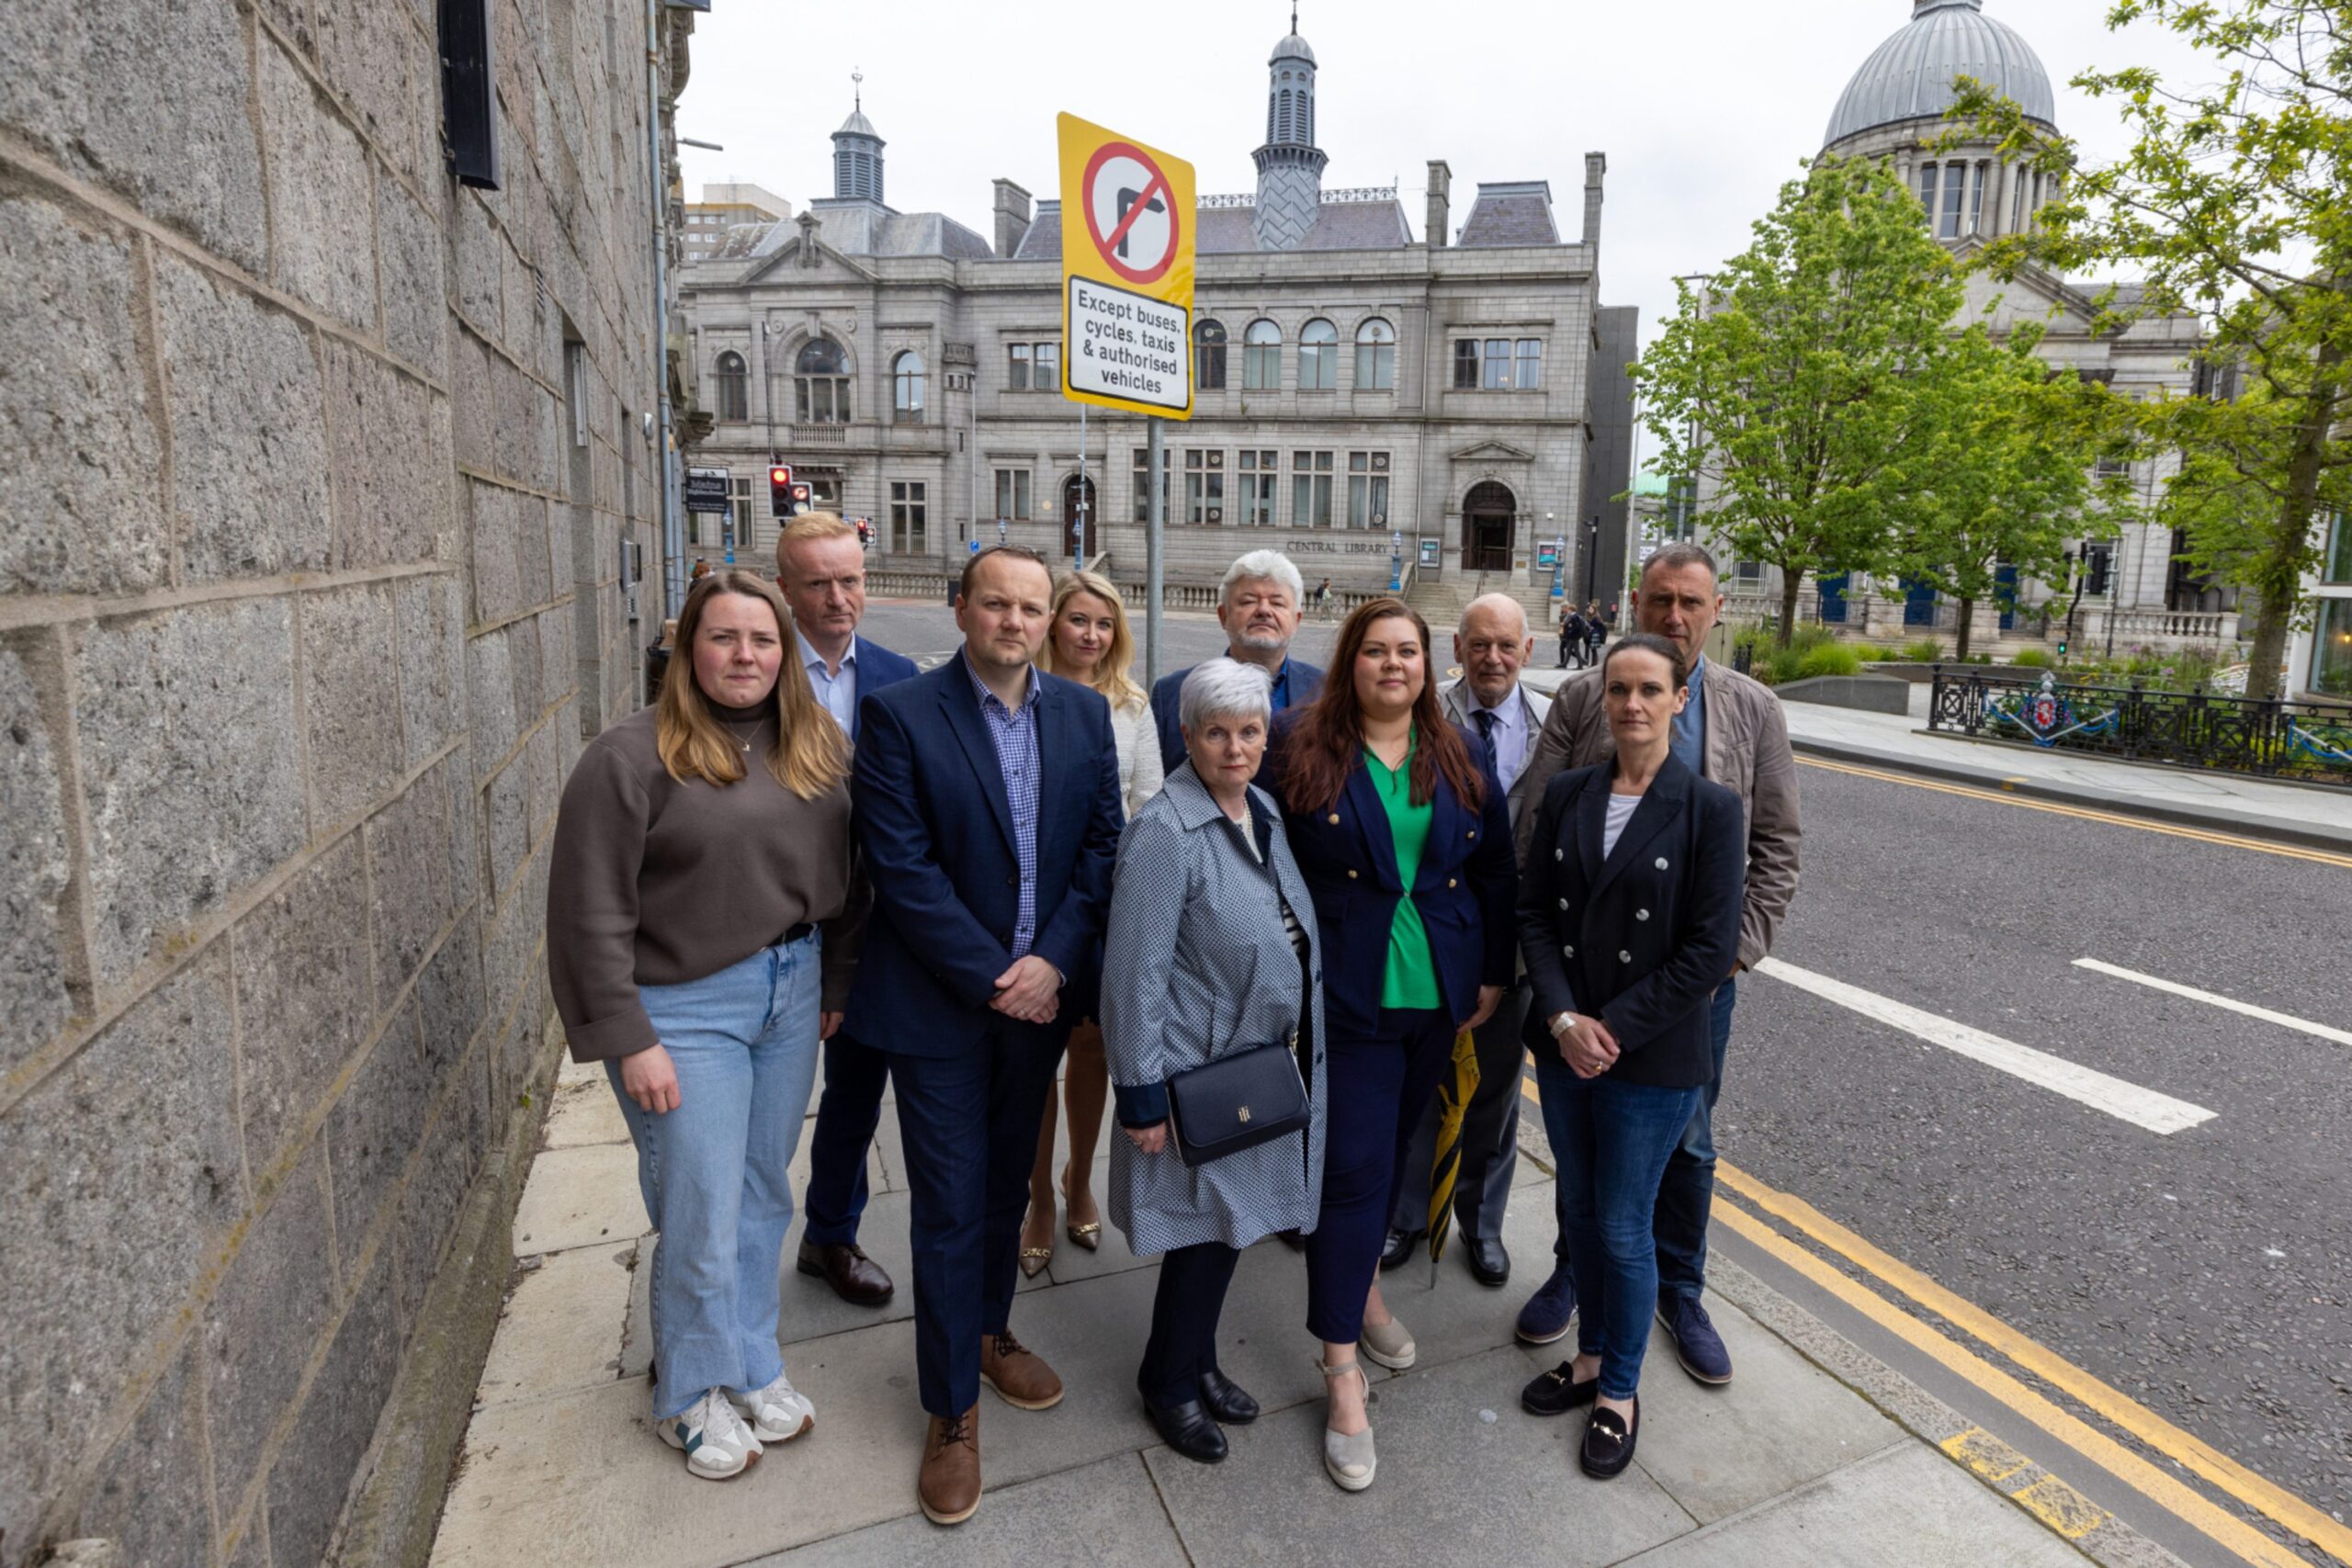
top-left (1509, 544), bottom-right (1801, 1384)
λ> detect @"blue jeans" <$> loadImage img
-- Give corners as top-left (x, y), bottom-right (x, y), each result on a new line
top-left (607, 932), bottom-right (823, 1420)
top-left (1534, 1051), bottom-right (1703, 1400)
top-left (1655, 978), bottom-right (1736, 1303)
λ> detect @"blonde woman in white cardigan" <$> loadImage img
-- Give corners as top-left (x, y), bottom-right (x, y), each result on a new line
top-left (1021, 570), bottom-right (1164, 1272)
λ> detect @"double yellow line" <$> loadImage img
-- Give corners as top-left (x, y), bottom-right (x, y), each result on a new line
top-left (1794, 754), bottom-right (2352, 870)
top-left (1515, 1077), bottom-right (2348, 1566)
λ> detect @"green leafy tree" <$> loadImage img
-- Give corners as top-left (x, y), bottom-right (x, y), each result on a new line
top-left (1637, 154), bottom-right (1966, 645)
top-left (1890, 322), bottom-right (2139, 659)
top-left (1956, 0), bottom-right (2352, 697)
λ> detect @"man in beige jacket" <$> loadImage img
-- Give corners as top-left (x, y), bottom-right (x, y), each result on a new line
top-left (1509, 544), bottom-right (1802, 1384)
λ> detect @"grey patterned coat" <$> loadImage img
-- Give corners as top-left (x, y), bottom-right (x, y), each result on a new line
top-left (1102, 761), bottom-right (1329, 1255)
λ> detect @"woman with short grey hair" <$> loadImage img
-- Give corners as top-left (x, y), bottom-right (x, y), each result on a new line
top-left (1102, 659), bottom-right (1326, 1468)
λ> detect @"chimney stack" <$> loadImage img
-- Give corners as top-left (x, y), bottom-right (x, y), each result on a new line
top-left (993, 178), bottom-right (1033, 259)
top-left (1582, 152), bottom-right (1607, 247)
top-left (1426, 160), bottom-right (1452, 249)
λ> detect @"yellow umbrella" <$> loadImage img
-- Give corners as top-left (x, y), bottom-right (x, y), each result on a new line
top-left (1427, 1028), bottom-right (1481, 1275)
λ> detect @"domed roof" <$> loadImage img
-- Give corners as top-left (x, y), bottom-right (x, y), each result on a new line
top-left (833, 106), bottom-right (879, 142)
top-left (1271, 31), bottom-right (1316, 66)
top-left (1824, 0), bottom-right (2056, 150)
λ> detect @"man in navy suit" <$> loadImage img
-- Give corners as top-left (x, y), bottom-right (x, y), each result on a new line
top-left (843, 547), bottom-right (1123, 1526)
top-left (777, 514), bottom-right (922, 1308)
top-left (1148, 549), bottom-right (1324, 783)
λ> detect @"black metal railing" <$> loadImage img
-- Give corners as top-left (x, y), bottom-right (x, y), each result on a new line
top-left (1927, 666), bottom-right (2352, 787)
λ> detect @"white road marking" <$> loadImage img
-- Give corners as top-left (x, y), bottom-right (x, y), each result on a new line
top-left (2071, 957), bottom-right (2352, 1049)
top-left (1752, 958), bottom-right (2217, 1135)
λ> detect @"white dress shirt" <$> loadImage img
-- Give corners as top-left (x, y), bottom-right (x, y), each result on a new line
top-left (1465, 684), bottom-right (1532, 789)
top-left (799, 630), bottom-right (859, 735)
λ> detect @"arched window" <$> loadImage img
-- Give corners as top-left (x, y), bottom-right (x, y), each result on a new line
top-left (892, 350), bottom-right (925, 423)
top-left (1353, 319), bottom-right (1395, 390)
top-left (1243, 319), bottom-right (1282, 390)
top-left (713, 350), bottom-right (748, 422)
top-left (1298, 318), bottom-right (1338, 390)
top-left (1194, 319), bottom-right (1227, 391)
top-left (796, 336), bottom-right (850, 423)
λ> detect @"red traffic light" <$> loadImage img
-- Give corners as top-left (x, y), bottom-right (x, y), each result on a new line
top-left (769, 466), bottom-right (790, 486)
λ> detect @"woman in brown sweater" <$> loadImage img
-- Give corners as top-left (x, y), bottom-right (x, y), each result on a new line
top-left (548, 570), bottom-right (861, 1482)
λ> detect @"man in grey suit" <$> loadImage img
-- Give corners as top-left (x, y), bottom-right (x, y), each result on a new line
top-left (1382, 594), bottom-right (1553, 1287)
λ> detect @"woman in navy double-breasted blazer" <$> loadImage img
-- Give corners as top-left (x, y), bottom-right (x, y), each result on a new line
top-left (1267, 598), bottom-right (1516, 1492)
top-left (1514, 631), bottom-right (1746, 1483)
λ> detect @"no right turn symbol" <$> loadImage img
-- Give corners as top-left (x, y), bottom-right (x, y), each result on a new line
top-left (1080, 141), bottom-right (1180, 286)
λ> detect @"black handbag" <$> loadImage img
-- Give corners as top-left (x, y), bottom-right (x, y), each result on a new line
top-left (1166, 1038), bottom-right (1311, 1168)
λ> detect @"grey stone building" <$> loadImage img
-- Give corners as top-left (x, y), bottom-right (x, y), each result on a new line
top-left (0, 2), bottom-right (684, 1564)
top-left (1704, 0), bottom-right (2228, 648)
top-left (678, 20), bottom-right (1637, 622)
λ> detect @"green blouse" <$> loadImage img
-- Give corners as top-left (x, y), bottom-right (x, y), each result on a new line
top-left (1365, 737), bottom-right (1442, 1010)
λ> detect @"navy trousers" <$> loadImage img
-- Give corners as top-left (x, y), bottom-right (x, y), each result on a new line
top-left (1137, 1242), bottom-right (1241, 1410)
top-left (1304, 1007), bottom-right (1454, 1344)
top-left (801, 1032), bottom-right (889, 1247)
top-left (888, 1015), bottom-right (1069, 1417)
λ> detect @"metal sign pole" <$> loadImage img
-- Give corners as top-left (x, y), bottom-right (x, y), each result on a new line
top-left (1146, 416), bottom-right (1166, 687)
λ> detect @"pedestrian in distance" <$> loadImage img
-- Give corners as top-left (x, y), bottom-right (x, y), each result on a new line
top-left (1513, 631), bottom-right (1746, 1479)
top-left (1586, 600), bottom-right (1609, 664)
top-left (1383, 595), bottom-right (1554, 1288)
top-left (840, 546), bottom-right (1124, 1527)
top-left (691, 557), bottom-right (712, 581)
top-left (1021, 569), bottom-right (1166, 1277)
top-left (545, 570), bottom-right (862, 1481)
top-left (776, 513), bottom-right (920, 1312)
top-left (1101, 659), bottom-right (1327, 1467)
top-left (1510, 544), bottom-right (1802, 1374)
top-left (1268, 599), bottom-right (1517, 1492)
top-left (1562, 606), bottom-right (1589, 669)
top-left (1148, 550), bottom-right (1326, 783)
top-left (1316, 575), bottom-right (1336, 620)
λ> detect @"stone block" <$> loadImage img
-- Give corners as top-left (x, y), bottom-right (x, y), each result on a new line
top-left (502, 241), bottom-right (536, 367)
top-left (548, 497), bottom-right (578, 591)
top-left (394, 1046), bottom-right (488, 1331)
top-left (326, 338), bottom-right (450, 571)
top-left (414, 909), bottom-right (485, 1083)
top-left (75, 1337), bottom-right (215, 1568)
top-left (365, 765), bottom-right (452, 990)
top-left (480, 860), bottom-right (540, 1026)
top-left (466, 626), bottom-right (518, 783)
top-left (525, 720), bottom-right (562, 842)
top-left (327, 1001), bottom-right (430, 1282)
top-left (447, 766), bottom-right (484, 914)
top-left (75, 597), bottom-right (305, 986)
top-left (451, 325), bottom-right (493, 473)
top-left (300, 581), bottom-right (405, 826)
top-left (0, 0), bottom-right (266, 270)
top-left (266, 1243), bottom-right (401, 1568)
top-left (454, 195), bottom-right (503, 338)
top-left (0, 949), bottom-right (240, 1563)
top-left (508, 614), bottom-right (543, 720)
top-left (492, 355), bottom-right (544, 490)
top-left (484, 752), bottom-right (530, 906)
top-left (0, 197), bottom-right (169, 596)
top-left (378, 168), bottom-right (447, 373)
top-left (205, 1145), bottom-right (337, 1520)
top-left (155, 251), bottom-right (332, 583)
top-left (0, 642), bottom-right (74, 1082)
top-left (315, 0), bottom-right (429, 186)
top-left (469, 480), bottom-right (522, 626)
top-left (515, 493), bottom-right (552, 609)
top-left (257, 36), bottom-right (375, 331)
top-left (538, 604), bottom-right (576, 709)
top-left (232, 835), bottom-right (375, 1173)
top-left (396, 571), bottom-right (464, 768)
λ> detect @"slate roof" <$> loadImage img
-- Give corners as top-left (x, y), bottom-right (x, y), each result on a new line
top-left (1456, 182), bottom-right (1559, 247)
top-left (725, 201), bottom-right (992, 264)
top-left (1013, 197), bottom-right (1411, 259)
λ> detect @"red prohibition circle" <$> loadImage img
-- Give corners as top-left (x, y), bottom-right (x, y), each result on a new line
top-left (1080, 141), bottom-right (1180, 286)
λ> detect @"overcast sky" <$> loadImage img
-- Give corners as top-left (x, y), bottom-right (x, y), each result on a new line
top-left (675, 0), bottom-right (2213, 457)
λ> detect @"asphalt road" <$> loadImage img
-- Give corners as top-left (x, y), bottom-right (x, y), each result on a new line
top-left (858, 595), bottom-right (2351, 1559)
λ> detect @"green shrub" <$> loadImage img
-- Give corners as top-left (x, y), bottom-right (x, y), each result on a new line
top-left (2010, 648), bottom-right (2054, 669)
top-left (1794, 643), bottom-right (1863, 680)
top-left (1903, 637), bottom-right (1944, 662)
top-left (1850, 642), bottom-right (1893, 663)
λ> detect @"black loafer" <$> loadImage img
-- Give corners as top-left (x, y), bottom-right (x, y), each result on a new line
top-left (1197, 1369), bottom-right (1261, 1426)
top-left (1147, 1398), bottom-right (1228, 1464)
top-left (1580, 1398), bottom-right (1640, 1479)
top-left (1466, 1235), bottom-right (1510, 1288)
top-left (1521, 1360), bottom-right (1599, 1417)
top-left (1378, 1228), bottom-right (1422, 1271)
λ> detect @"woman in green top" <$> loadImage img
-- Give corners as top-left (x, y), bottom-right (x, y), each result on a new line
top-left (1272, 599), bottom-right (1519, 1490)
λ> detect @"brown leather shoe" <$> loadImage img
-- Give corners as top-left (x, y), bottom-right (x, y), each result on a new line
top-left (978, 1329), bottom-right (1065, 1410)
top-left (918, 1404), bottom-right (981, 1525)
top-left (797, 1239), bottom-right (894, 1306)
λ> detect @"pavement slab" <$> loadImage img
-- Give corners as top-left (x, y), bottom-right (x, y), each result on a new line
top-left (741, 1453), bottom-right (1191, 1566)
top-left (511, 1142), bottom-right (646, 1257)
top-left (474, 1241), bottom-right (636, 1408)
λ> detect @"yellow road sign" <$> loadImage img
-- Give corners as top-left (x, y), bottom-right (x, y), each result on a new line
top-left (1057, 112), bottom-right (1195, 420)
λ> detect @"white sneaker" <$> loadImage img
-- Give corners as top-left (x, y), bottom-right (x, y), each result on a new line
top-left (730, 1371), bottom-right (817, 1443)
top-left (657, 1388), bottom-right (763, 1480)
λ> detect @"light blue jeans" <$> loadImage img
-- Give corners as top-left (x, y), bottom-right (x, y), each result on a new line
top-left (608, 931), bottom-right (822, 1420)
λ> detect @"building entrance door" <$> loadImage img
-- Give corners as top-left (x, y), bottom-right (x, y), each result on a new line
top-left (1461, 481), bottom-right (1515, 572)
top-left (1063, 475), bottom-right (1099, 563)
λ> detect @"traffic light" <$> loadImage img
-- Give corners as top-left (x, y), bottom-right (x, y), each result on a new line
top-left (769, 463), bottom-right (793, 518)
top-left (854, 517), bottom-right (874, 549)
top-left (789, 481), bottom-right (812, 513)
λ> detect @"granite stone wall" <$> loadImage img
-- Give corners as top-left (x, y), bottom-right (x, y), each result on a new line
top-left (0, 2), bottom-right (675, 1562)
